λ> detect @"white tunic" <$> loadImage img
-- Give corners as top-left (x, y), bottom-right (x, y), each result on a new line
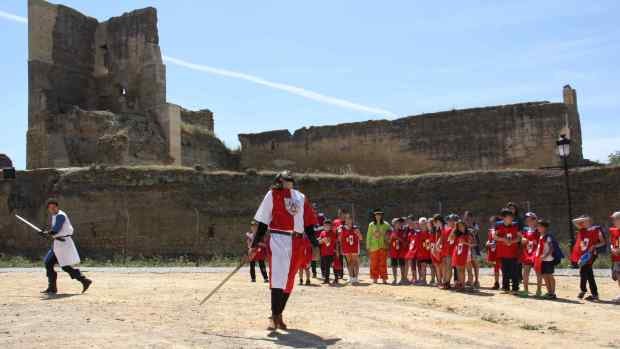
top-left (51, 210), bottom-right (81, 267)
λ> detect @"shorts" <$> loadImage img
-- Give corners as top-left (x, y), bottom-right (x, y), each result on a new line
top-left (391, 258), bottom-right (405, 268)
top-left (417, 259), bottom-right (432, 265)
top-left (612, 261), bottom-right (620, 281)
top-left (541, 261), bottom-right (555, 275)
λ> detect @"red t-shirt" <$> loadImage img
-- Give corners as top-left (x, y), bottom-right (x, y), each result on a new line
top-left (416, 230), bottom-right (432, 261)
top-left (319, 230), bottom-right (338, 256)
top-left (521, 228), bottom-right (540, 265)
top-left (610, 227), bottom-right (620, 263)
top-left (300, 236), bottom-right (313, 267)
top-left (441, 226), bottom-right (455, 257)
top-left (389, 230), bottom-right (405, 259)
top-left (404, 229), bottom-right (417, 260)
top-left (496, 223), bottom-right (520, 259)
top-left (340, 225), bottom-right (361, 254)
top-left (451, 233), bottom-right (470, 267)
top-left (571, 227), bottom-right (601, 264)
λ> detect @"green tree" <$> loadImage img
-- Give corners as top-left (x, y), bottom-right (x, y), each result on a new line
top-left (609, 151), bottom-right (620, 165)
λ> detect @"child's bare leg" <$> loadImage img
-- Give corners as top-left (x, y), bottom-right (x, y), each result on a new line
top-left (535, 270), bottom-right (542, 294)
top-left (472, 259), bottom-right (480, 284)
top-left (523, 265), bottom-right (530, 292)
top-left (443, 258), bottom-right (452, 286)
top-left (466, 262), bottom-right (473, 285)
top-left (400, 262), bottom-right (408, 283)
top-left (420, 263), bottom-right (427, 283)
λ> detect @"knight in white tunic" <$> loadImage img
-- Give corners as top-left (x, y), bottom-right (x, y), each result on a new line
top-left (41, 199), bottom-right (92, 294)
top-left (250, 171), bottom-right (319, 331)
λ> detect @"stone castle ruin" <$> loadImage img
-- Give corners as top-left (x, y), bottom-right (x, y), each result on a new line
top-left (26, 0), bottom-right (233, 170)
top-left (5, 1), bottom-right (613, 259)
top-left (26, 0), bottom-right (584, 176)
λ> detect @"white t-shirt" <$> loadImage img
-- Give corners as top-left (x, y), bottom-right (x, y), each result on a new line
top-left (542, 236), bottom-right (554, 262)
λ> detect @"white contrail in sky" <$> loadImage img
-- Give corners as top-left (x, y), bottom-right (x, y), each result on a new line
top-left (163, 56), bottom-right (396, 117)
top-left (0, 10), bottom-right (27, 23)
top-left (0, 9), bottom-right (396, 117)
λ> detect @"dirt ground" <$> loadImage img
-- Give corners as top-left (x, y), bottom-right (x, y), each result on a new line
top-left (1, 269), bottom-right (619, 349)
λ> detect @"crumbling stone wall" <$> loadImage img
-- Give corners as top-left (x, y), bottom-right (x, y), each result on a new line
top-left (239, 96), bottom-right (583, 176)
top-left (26, 0), bottom-right (185, 168)
top-left (1, 165), bottom-right (617, 259)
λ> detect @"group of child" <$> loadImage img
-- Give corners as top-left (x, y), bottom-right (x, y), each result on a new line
top-left (245, 204), bottom-right (620, 302)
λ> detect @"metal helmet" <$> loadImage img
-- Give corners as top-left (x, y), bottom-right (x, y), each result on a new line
top-left (274, 170), bottom-right (295, 184)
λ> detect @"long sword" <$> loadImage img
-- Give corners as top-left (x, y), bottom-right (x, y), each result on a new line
top-left (199, 256), bottom-right (248, 305)
top-left (15, 214), bottom-right (43, 232)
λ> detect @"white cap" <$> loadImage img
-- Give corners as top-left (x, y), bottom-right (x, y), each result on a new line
top-left (611, 211), bottom-right (620, 219)
top-left (418, 217), bottom-right (428, 224)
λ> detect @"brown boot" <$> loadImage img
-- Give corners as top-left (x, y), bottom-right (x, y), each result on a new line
top-left (274, 314), bottom-right (288, 330)
top-left (267, 316), bottom-right (277, 331)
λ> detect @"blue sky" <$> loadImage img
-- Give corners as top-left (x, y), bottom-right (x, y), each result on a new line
top-left (1, 1), bottom-right (618, 169)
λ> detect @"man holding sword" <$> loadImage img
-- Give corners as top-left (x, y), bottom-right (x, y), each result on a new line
top-left (249, 171), bottom-right (319, 331)
top-left (39, 199), bottom-right (92, 294)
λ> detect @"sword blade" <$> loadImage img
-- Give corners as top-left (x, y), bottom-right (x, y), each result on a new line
top-left (15, 214), bottom-right (43, 233)
top-left (199, 257), bottom-right (248, 305)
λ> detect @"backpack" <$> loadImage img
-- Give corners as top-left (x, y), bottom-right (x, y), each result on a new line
top-left (546, 233), bottom-right (565, 266)
top-left (594, 225), bottom-right (608, 255)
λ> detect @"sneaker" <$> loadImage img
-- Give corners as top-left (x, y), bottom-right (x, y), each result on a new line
top-left (543, 293), bottom-right (557, 300)
top-left (264, 279), bottom-right (269, 283)
top-left (535, 290), bottom-right (542, 298)
top-left (473, 281), bottom-right (480, 289)
top-left (577, 292), bottom-right (586, 299)
top-left (517, 290), bottom-right (529, 298)
top-left (391, 280), bottom-right (397, 285)
top-left (611, 295), bottom-right (620, 303)
top-left (585, 295), bottom-right (599, 301)
top-left (299, 279), bottom-right (303, 285)
top-left (251, 279), bottom-right (256, 283)
top-left (492, 282), bottom-right (500, 290)
top-left (322, 279), bottom-right (330, 284)
top-left (382, 279), bottom-right (388, 285)
top-left (305, 280), bottom-right (311, 286)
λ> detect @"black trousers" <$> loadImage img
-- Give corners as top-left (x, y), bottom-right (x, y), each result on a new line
top-left (579, 264), bottom-right (598, 296)
top-left (320, 255), bottom-right (334, 280)
top-left (250, 260), bottom-right (268, 281)
top-left (44, 249), bottom-right (83, 283)
top-left (311, 260), bottom-right (318, 277)
top-left (271, 288), bottom-right (290, 316)
top-left (501, 258), bottom-right (520, 291)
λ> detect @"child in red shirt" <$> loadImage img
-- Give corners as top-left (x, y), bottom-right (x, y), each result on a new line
top-left (571, 215), bottom-right (606, 300)
top-left (495, 209), bottom-right (522, 293)
top-left (534, 220), bottom-right (557, 299)
top-left (450, 221), bottom-right (472, 290)
top-left (404, 216), bottom-right (418, 284)
top-left (339, 212), bottom-right (363, 285)
top-left (416, 217), bottom-right (432, 285)
top-left (318, 220), bottom-right (338, 284)
top-left (610, 212), bottom-right (620, 303)
top-left (430, 214), bottom-right (445, 287)
top-left (521, 212), bottom-right (542, 296)
top-left (389, 217), bottom-right (406, 285)
top-left (246, 220), bottom-right (269, 283)
top-left (298, 235), bottom-right (313, 285)
top-left (485, 216), bottom-right (501, 289)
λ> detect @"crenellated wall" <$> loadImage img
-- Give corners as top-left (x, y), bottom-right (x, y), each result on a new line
top-left (239, 92), bottom-right (583, 176)
top-left (1, 165), bottom-right (618, 259)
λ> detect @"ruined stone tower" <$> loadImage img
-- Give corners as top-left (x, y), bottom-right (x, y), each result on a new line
top-left (26, 0), bottom-right (228, 169)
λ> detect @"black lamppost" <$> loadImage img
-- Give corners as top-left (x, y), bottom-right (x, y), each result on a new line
top-left (556, 134), bottom-right (574, 248)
